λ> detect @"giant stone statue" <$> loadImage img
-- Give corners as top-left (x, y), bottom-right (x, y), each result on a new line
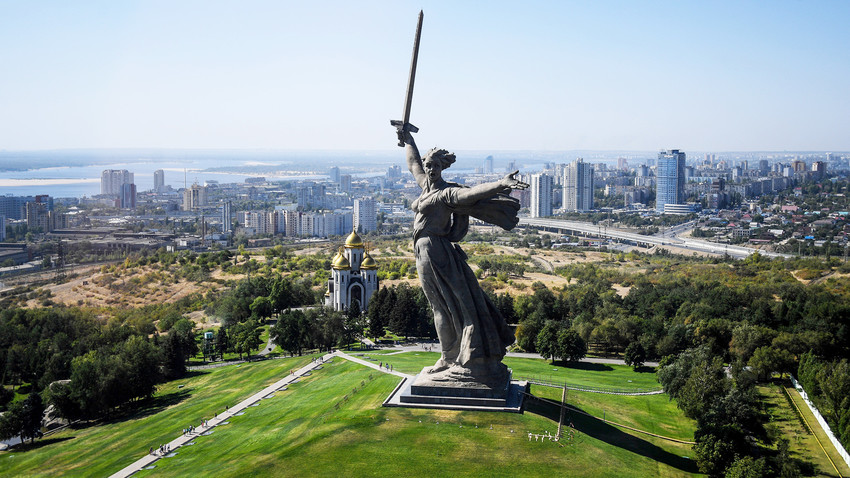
top-left (391, 11), bottom-right (528, 401)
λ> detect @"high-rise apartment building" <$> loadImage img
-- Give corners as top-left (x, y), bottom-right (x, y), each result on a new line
top-left (563, 158), bottom-right (594, 212)
top-left (221, 201), bottom-right (232, 233)
top-left (183, 183), bottom-right (208, 211)
top-left (354, 198), bottom-right (377, 233)
top-left (530, 173), bottom-right (553, 218)
top-left (484, 156), bottom-right (494, 174)
top-left (154, 170), bottom-right (165, 192)
top-left (340, 175), bottom-right (352, 193)
top-left (25, 202), bottom-right (49, 232)
top-left (387, 164), bottom-right (402, 179)
top-left (120, 183), bottom-right (136, 209)
top-left (656, 149), bottom-right (686, 213)
top-left (101, 169), bottom-right (133, 196)
top-left (328, 166), bottom-right (340, 183)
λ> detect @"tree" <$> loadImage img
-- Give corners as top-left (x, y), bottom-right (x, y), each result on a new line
top-left (624, 342), bottom-right (647, 370)
top-left (272, 310), bottom-right (308, 356)
top-left (0, 399), bottom-right (25, 442)
top-left (693, 433), bottom-right (737, 477)
top-left (367, 287), bottom-right (389, 339)
top-left (344, 305), bottom-right (363, 347)
top-left (19, 392), bottom-right (45, 443)
top-left (249, 296), bottom-right (273, 322)
top-left (724, 456), bottom-right (769, 478)
top-left (535, 321), bottom-right (560, 362)
top-left (747, 346), bottom-right (791, 381)
top-left (557, 328), bottom-right (587, 362)
top-left (216, 327), bottom-right (230, 358)
top-left (230, 320), bottom-right (263, 360)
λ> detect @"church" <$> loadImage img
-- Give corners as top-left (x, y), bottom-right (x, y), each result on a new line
top-left (324, 229), bottom-right (379, 313)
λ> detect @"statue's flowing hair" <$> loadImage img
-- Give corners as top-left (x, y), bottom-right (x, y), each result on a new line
top-left (424, 148), bottom-right (456, 169)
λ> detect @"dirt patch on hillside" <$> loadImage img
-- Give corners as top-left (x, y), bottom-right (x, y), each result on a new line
top-left (27, 265), bottom-right (227, 309)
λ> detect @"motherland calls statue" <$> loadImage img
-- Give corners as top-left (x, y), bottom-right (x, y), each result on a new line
top-left (400, 129), bottom-right (528, 391)
top-left (390, 11), bottom-right (527, 394)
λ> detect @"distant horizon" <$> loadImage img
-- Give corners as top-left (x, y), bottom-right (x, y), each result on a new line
top-left (2, 147), bottom-right (848, 156)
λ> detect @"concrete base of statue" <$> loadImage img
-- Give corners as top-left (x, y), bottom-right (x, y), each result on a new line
top-left (383, 363), bottom-right (527, 413)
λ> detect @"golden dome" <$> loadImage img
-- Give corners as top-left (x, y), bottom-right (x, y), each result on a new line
top-left (332, 247), bottom-right (350, 270)
top-left (344, 229), bottom-right (364, 248)
top-left (361, 252), bottom-right (378, 270)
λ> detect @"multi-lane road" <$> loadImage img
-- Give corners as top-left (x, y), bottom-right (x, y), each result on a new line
top-left (518, 218), bottom-right (793, 260)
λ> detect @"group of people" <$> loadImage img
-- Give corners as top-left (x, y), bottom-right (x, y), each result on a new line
top-left (182, 420), bottom-right (208, 436)
top-left (150, 444), bottom-right (171, 456)
top-left (379, 362), bottom-right (393, 372)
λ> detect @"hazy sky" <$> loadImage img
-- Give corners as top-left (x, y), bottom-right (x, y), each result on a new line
top-left (1, 1), bottom-right (848, 152)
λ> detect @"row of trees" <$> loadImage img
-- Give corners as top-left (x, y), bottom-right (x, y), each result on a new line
top-left (366, 284), bottom-right (433, 339)
top-left (535, 321), bottom-right (587, 363)
top-left (796, 353), bottom-right (850, 454)
top-left (270, 307), bottom-right (361, 355)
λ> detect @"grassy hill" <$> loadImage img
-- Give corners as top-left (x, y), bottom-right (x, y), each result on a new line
top-left (2, 353), bottom-right (699, 477)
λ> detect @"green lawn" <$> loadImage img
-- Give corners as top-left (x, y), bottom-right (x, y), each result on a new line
top-left (0, 355), bottom-right (315, 477)
top-left (134, 359), bottom-right (699, 478)
top-left (2, 353), bottom-right (700, 477)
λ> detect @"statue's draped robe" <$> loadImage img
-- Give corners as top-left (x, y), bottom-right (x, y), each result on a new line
top-left (412, 181), bottom-right (517, 366)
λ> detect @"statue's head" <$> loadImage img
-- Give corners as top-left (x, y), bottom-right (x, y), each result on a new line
top-left (422, 148), bottom-right (456, 183)
top-left (425, 148), bottom-right (456, 169)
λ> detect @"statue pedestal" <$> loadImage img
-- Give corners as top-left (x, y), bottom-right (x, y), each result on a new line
top-left (383, 368), bottom-right (528, 413)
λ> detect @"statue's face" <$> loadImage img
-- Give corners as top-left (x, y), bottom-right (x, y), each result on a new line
top-left (423, 156), bottom-right (442, 182)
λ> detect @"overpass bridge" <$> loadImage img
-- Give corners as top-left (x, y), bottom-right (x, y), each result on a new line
top-left (517, 218), bottom-right (792, 260)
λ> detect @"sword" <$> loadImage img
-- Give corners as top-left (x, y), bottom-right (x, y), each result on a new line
top-left (391, 10), bottom-right (423, 147)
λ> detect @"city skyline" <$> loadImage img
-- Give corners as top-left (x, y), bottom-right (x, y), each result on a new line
top-left (1, 1), bottom-right (848, 153)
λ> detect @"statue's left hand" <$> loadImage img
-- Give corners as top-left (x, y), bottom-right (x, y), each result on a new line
top-left (501, 170), bottom-right (529, 191)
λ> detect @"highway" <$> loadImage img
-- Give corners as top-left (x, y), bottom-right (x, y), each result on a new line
top-left (518, 218), bottom-right (793, 260)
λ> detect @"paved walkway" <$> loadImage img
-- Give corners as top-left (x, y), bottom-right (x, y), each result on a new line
top-left (109, 352), bottom-right (336, 478)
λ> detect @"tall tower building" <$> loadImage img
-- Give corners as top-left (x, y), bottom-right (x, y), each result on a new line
top-left (340, 175), bottom-right (352, 193)
top-left (563, 158), bottom-right (594, 212)
top-left (483, 156), bottom-right (494, 174)
top-left (221, 201), bottom-right (233, 233)
top-left (656, 149), bottom-right (686, 213)
top-left (353, 198), bottom-right (377, 233)
top-left (183, 183), bottom-right (208, 211)
top-left (328, 166), bottom-right (340, 183)
top-left (25, 202), bottom-right (49, 232)
top-left (154, 170), bottom-right (165, 192)
top-left (530, 173), bottom-right (553, 218)
top-left (120, 183), bottom-right (136, 209)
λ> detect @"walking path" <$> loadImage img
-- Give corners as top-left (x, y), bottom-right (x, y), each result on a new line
top-left (109, 352), bottom-right (335, 478)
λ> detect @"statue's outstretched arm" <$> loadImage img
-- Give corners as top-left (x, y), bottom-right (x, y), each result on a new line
top-left (453, 170), bottom-right (528, 205)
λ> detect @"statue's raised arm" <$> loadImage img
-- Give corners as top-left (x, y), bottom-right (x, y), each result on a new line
top-left (403, 130), bottom-right (426, 189)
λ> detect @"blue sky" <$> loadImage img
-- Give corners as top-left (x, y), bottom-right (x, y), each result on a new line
top-left (0, 0), bottom-right (848, 152)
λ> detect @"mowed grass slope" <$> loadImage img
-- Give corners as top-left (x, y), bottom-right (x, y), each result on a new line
top-left (0, 355), bottom-right (315, 477)
top-left (134, 357), bottom-right (699, 478)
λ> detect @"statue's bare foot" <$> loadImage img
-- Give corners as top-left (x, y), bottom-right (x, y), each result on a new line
top-left (423, 358), bottom-right (451, 374)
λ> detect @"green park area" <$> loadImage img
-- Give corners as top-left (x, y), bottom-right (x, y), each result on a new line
top-left (133, 356), bottom-right (698, 478)
top-left (4, 352), bottom-right (699, 477)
